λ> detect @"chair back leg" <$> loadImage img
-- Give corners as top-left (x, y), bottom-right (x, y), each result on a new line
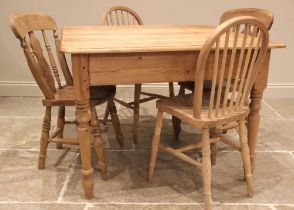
top-left (201, 128), bottom-right (212, 210)
top-left (238, 118), bottom-right (254, 197)
top-left (56, 106), bottom-right (65, 149)
top-left (171, 85), bottom-right (186, 141)
top-left (209, 128), bottom-right (217, 165)
top-left (172, 117), bottom-right (181, 141)
top-left (90, 105), bottom-right (107, 180)
top-left (169, 82), bottom-right (175, 97)
top-left (108, 98), bottom-right (124, 147)
top-left (38, 106), bottom-right (51, 169)
top-left (102, 101), bottom-right (110, 125)
top-left (148, 110), bottom-right (163, 183)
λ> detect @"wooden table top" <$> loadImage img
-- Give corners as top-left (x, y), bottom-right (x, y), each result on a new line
top-left (61, 25), bottom-right (286, 54)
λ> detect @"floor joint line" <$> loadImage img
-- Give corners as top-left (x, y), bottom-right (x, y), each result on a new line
top-left (268, 204), bottom-right (277, 210)
top-left (57, 152), bottom-right (79, 202)
top-left (262, 99), bottom-right (284, 119)
top-left (82, 203), bottom-right (94, 210)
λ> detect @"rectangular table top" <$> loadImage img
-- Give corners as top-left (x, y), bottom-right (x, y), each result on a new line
top-left (61, 25), bottom-right (285, 54)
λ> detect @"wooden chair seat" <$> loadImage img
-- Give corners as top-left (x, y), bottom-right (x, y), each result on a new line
top-left (157, 94), bottom-right (249, 128)
top-left (42, 85), bottom-right (116, 106)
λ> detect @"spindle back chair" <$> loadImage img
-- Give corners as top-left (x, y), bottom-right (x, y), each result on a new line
top-left (174, 8), bottom-right (274, 139)
top-left (10, 12), bottom-right (73, 99)
top-left (9, 13), bottom-right (124, 181)
top-left (148, 17), bottom-right (269, 210)
top-left (101, 6), bottom-right (174, 144)
top-left (101, 6), bottom-right (143, 25)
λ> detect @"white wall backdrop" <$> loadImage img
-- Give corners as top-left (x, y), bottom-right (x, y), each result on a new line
top-left (0, 0), bottom-right (293, 98)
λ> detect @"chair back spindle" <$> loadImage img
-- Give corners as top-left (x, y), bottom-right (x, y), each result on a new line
top-left (42, 30), bottom-right (62, 88)
top-left (9, 13), bottom-right (73, 99)
top-left (193, 17), bottom-right (269, 120)
top-left (28, 31), bottom-right (56, 93)
top-left (54, 31), bottom-right (73, 86)
top-left (101, 6), bottom-right (143, 26)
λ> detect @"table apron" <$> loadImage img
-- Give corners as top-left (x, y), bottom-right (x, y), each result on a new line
top-left (87, 50), bottom-right (252, 86)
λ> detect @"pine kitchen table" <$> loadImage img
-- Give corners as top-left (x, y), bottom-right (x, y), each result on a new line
top-left (60, 25), bottom-right (285, 199)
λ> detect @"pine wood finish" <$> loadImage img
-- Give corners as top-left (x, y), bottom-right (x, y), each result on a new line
top-left (9, 12), bottom-right (124, 199)
top-left (148, 17), bottom-right (269, 209)
top-left (61, 25), bottom-right (283, 54)
top-left (101, 6), bottom-right (174, 144)
top-left (61, 21), bottom-right (284, 201)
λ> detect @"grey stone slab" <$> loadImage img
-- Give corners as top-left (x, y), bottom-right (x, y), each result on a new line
top-left (0, 116), bottom-right (79, 149)
top-left (260, 100), bottom-right (282, 119)
top-left (0, 150), bottom-right (78, 202)
top-left (0, 117), bottom-right (42, 149)
top-left (63, 150), bottom-right (294, 204)
top-left (212, 152), bottom-right (294, 204)
top-left (265, 99), bottom-right (294, 119)
top-left (63, 151), bottom-right (200, 203)
top-left (0, 97), bottom-right (43, 117)
top-left (0, 203), bottom-right (85, 210)
top-left (256, 118), bottom-right (294, 151)
top-left (275, 205), bottom-right (294, 210)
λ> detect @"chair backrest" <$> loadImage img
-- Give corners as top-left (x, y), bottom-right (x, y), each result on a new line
top-left (193, 17), bottom-right (269, 120)
top-left (9, 12), bottom-right (73, 99)
top-left (100, 6), bottom-right (143, 26)
top-left (220, 8), bottom-right (274, 30)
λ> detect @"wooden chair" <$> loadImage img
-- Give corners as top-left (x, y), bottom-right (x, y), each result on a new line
top-left (100, 6), bottom-right (175, 144)
top-left (148, 17), bottom-right (269, 210)
top-left (9, 12), bottom-right (124, 179)
top-left (174, 8), bottom-right (274, 139)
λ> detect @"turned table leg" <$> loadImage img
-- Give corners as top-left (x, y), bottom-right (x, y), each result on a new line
top-left (72, 54), bottom-right (94, 199)
top-left (248, 89), bottom-right (262, 173)
top-left (247, 50), bottom-right (271, 173)
top-left (90, 104), bottom-right (107, 180)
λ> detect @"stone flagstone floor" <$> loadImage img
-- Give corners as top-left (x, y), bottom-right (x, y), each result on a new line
top-left (0, 96), bottom-right (293, 210)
